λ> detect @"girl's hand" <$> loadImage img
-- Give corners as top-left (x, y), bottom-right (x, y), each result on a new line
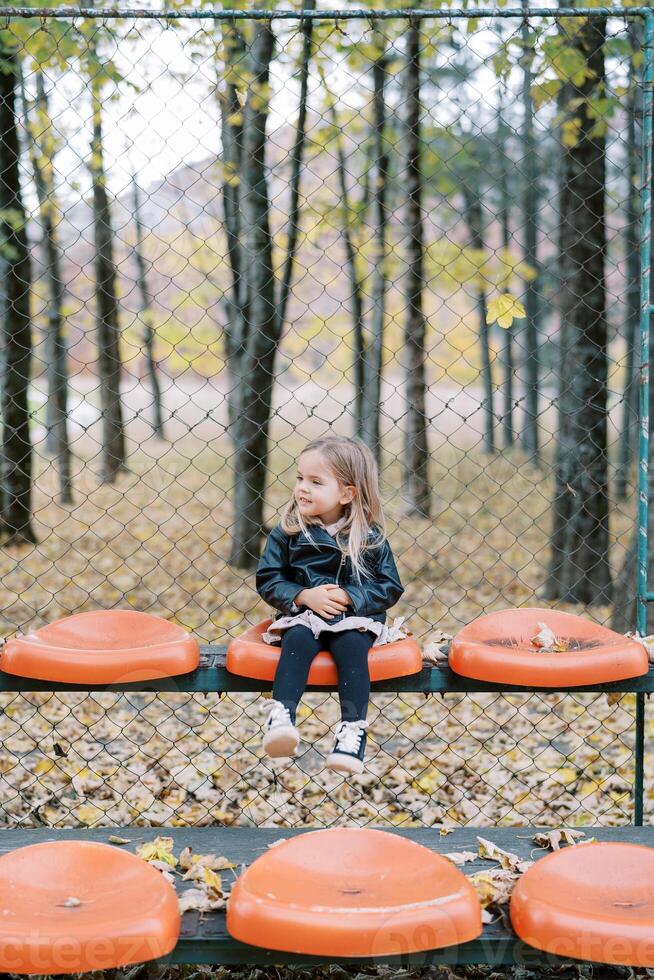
top-left (296, 584), bottom-right (350, 619)
top-left (327, 585), bottom-right (352, 607)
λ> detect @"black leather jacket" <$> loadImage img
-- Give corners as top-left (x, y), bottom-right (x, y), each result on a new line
top-left (256, 522), bottom-right (405, 626)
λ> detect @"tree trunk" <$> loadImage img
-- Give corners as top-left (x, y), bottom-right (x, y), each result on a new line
top-left (361, 34), bottom-right (389, 463)
top-left (277, 0), bottom-right (315, 331)
top-left (87, 9), bottom-right (126, 483)
top-left (616, 19), bottom-right (641, 500)
top-left (131, 173), bottom-right (165, 438)
top-left (228, 21), bottom-right (277, 569)
top-left (321, 70), bottom-right (366, 435)
top-left (218, 13), bottom-right (314, 569)
top-left (544, 2), bottom-right (576, 602)
top-left (519, 0), bottom-right (541, 464)
top-left (546, 14), bottom-right (611, 605)
top-left (0, 41), bottom-right (36, 543)
top-left (21, 68), bottom-right (73, 504)
top-left (400, 14), bottom-right (430, 518)
top-left (217, 19), bottom-right (246, 436)
top-left (464, 189), bottom-right (494, 455)
top-left (497, 77), bottom-right (514, 449)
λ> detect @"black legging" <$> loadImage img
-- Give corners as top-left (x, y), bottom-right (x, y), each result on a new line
top-left (273, 625), bottom-right (374, 724)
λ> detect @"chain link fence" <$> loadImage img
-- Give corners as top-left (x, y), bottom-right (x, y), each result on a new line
top-left (0, 5), bottom-right (651, 831)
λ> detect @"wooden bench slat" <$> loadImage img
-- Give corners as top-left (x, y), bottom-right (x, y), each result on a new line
top-left (1, 825), bottom-right (651, 966)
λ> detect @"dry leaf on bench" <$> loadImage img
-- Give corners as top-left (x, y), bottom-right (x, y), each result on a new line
top-left (625, 631), bottom-right (654, 664)
top-left (444, 850), bottom-right (477, 866)
top-left (477, 836), bottom-right (532, 874)
top-left (533, 829), bottom-right (586, 851)
top-left (178, 887), bottom-right (226, 914)
top-left (530, 622), bottom-right (569, 653)
top-left (179, 848), bottom-right (236, 879)
top-left (469, 868), bottom-right (518, 908)
top-left (148, 859), bottom-right (176, 886)
top-left (136, 836), bottom-right (177, 868)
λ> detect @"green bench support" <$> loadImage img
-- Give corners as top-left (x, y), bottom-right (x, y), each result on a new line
top-left (0, 825), bottom-right (651, 967)
top-left (1, 645), bottom-right (653, 693)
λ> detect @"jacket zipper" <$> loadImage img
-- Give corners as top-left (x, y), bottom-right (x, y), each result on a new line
top-left (299, 527), bottom-right (354, 585)
top-left (301, 528), bottom-right (342, 551)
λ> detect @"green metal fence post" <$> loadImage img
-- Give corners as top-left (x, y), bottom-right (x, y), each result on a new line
top-left (636, 7), bottom-right (654, 827)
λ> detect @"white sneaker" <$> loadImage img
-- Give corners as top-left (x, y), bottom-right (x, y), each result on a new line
top-left (262, 699), bottom-right (300, 758)
top-left (325, 720), bottom-right (368, 774)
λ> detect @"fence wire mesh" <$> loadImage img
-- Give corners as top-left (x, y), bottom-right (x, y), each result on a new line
top-left (0, 6), bottom-right (651, 831)
top-left (0, 690), bottom-right (648, 829)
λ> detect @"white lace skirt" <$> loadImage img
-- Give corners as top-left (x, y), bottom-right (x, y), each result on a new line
top-left (261, 609), bottom-right (392, 647)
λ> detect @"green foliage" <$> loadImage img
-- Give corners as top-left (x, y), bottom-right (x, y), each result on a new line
top-left (491, 46), bottom-right (512, 81)
top-left (542, 33), bottom-right (597, 87)
top-left (124, 308), bottom-right (225, 379)
top-left (532, 78), bottom-right (562, 111)
top-left (0, 207), bottom-right (25, 232)
top-left (425, 239), bottom-right (535, 300)
top-left (0, 207), bottom-right (24, 262)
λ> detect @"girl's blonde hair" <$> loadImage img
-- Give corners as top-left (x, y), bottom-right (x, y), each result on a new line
top-left (280, 436), bottom-right (387, 586)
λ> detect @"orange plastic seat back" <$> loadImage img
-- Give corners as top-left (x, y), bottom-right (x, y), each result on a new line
top-left (227, 827), bottom-right (482, 957)
top-left (449, 607), bottom-right (648, 687)
top-left (511, 841), bottom-right (654, 966)
top-left (227, 619), bottom-right (422, 683)
top-left (0, 839), bottom-right (180, 974)
top-left (0, 609), bottom-right (200, 684)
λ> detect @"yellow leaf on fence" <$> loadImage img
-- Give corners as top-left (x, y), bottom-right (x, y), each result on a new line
top-left (487, 293), bottom-right (526, 329)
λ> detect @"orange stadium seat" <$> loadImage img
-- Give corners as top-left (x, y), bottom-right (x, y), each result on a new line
top-left (0, 609), bottom-right (200, 684)
top-left (511, 841), bottom-right (654, 966)
top-left (227, 827), bottom-right (482, 957)
top-left (0, 839), bottom-right (180, 974)
top-left (227, 618), bottom-right (422, 683)
top-left (449, 607), bottom-right (648, 687)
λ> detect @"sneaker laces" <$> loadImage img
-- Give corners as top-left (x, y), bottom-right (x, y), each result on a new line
top-left (334, 719), bottom-right (368, 754)
top-left (263, 699), bottom-right (294, 727)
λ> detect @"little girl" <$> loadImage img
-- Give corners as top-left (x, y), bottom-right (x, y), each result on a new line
top-left (255, 435), bottom-right (405, 775)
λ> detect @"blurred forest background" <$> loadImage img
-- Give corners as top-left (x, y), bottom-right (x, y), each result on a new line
top-left (0, 2), bottom-right (648, 649)
top-left (0, 2), bottom-right (652, 837)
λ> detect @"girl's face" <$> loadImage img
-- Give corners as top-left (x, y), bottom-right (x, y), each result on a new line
top-left (295, 451), bottom-right (355, 521)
